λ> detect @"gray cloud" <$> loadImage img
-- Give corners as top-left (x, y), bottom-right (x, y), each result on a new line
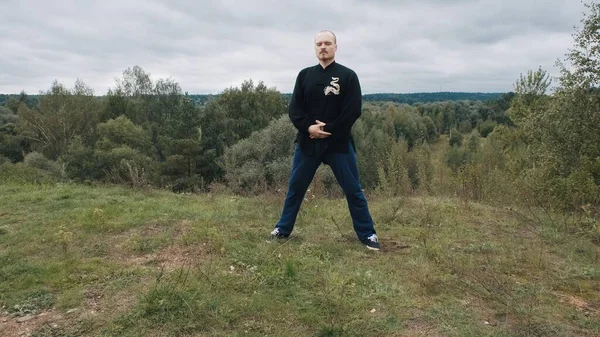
top-left (0, 0), bottom-right (587, 94)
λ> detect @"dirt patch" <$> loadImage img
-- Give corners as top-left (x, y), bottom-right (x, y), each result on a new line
top-left (0, 310), bottom-right (65, 337)
top-left (517, 226), bottom-right (539, 240)
top-left (122, 239), bottom-right (209, 273)
top-left (109, 220), bottom-right (205, 269)
top-left (380, 238), bottom-right (411, 253)
top-left (153, 243), bottom-right (208, 272)
top-left (114, 219), bottom-right (192, 244)
top-left (0, 289), bottom-right (141, 337)
top-left (82, 288), bottom-right (103, 314)
top-left (458, 297), bottom-right (509, 328)
top-left (334, 234), bottom-right (356, 243)
top-left (402, 318), bottom-right (445, 337)
top-left (554, 292), bottom-right (600, 316)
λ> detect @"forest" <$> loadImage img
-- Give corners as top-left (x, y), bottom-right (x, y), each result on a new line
top-left (1, 5), bottom-right (598, 218)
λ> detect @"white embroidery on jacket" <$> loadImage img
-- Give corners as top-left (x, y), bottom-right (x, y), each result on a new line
top-left (324, 77), bottom-right (340, 95)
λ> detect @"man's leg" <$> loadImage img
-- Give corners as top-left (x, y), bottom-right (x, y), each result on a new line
top-left (326, 145), bottom-right (377, 243)
top-left (273, 144), bottom-right (321, 237)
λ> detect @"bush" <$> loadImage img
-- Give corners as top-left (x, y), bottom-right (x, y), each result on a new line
top-left (310, 165), bottom-right (343, 198)
top-left (449, 128), bottom-right (463, 146)
top-left (446, 145), bottom-right (468, 172)
top-left (478, 119), bottom-right (496, 137)
top-left (61, 137), bottom-right (102, 181)
top-left (265, 157), bottom-right (293, 187)
top-left (0, 163), bottom-right (57, 184)
top-left (458, 120), bottom-right (472, 134)
top-left (171, 175), bottom-right (205, 193)
top-left (375, 140), bottom-right (412, 196)
top-left (0, 155), bottom-right (10, 165)
top-left (224, 115), bottom-right (296, 193)
top-left (412, 143), bottom-right (434, 193)
top-left (23, 151), bottom-right (63, 178)
top-left (355, 128), bottom-right (388, 190)
top-left (96, 146), bottom-right (157, 186)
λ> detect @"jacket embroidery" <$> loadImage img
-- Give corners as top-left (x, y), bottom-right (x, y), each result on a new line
top-left (324, 77), bottom-right (340, 95)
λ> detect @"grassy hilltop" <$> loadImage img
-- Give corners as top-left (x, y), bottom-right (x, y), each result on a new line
top-left (0, 181), bottom-right (599, 337)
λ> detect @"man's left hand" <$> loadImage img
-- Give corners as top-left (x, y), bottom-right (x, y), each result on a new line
top-left (309, 120), bottom-right (331, 139)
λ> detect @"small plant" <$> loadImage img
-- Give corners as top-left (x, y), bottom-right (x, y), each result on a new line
top-left (8, 290), bottom-right (54, 317)
top-left (129, 235), bottom-right (164, 255)
top-left (93, 208), bottom-right (104, 217)
top-left (284, 259), bottom-right (297, 279)
top-left (54, 225), bottom-right (74, 257)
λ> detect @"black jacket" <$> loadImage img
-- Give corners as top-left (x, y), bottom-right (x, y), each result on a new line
top-left (289, 61), bottom-right (362, 156)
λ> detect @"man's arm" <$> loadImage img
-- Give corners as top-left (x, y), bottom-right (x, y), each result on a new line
top-left (289, 70), bottom-right (312, 133)
top-left (322, 71), bottom-right (362, 135)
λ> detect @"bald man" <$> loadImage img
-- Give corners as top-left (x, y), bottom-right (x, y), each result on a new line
top-left (270, 30), bottom-right (380, 251)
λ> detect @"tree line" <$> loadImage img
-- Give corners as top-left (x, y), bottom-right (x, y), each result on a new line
top-left (2, 2), bottom-right (600, 218)
top-left (0, 70), bottom-right (509, 191)
top-left (0, 92), bottom-right (503, 111)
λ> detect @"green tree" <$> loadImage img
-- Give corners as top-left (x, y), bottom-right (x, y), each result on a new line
top-left (0, 106), bottom-right (27, 162)
top-left (449, 127), bottom-right (463, 147)
top-left (510, 67), bottom-right (552, 130)
top-left (18, 80), bottom-right (101, 160)
top-left (102, 67), bottom-right (208, 187)
top-left (200, 79), bottom-right (287, 182)
top-left (95, 116), bottom-right (152, 153)
top-left (223, 115), bottom-right (296, 192)
top-left (506, 1), bottom-right (600, 210)
top-left (477, 119), bottom-right (496, 138)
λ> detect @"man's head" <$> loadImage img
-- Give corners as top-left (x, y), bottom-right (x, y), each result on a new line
top-left (314, 30), bottom-right (337, 63)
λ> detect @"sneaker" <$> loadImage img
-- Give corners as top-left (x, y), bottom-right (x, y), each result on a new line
top-left (363, 234), bottom-right (381, 251)
top-left (270, 228), bottom-right (288, 239)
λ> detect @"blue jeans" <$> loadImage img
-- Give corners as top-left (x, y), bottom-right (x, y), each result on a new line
top-left (274, 141), bottom-right (376, 242)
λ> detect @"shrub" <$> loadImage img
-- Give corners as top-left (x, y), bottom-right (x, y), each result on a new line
top-left (449, 127), bottom-right (463, 146)
top-left (23, 151), bottom-right (63, 178)
top-left (97, 146), bottom-right (157, 186)
top-left (0, 162), bottom-right (56, 184)
top-left (223, 115), bottom-right (296, 193)
top-left (61, 137), bottom-right (102, 181)
top-left (446, 145), bottom-right (468, 172)
top-left (0, 155), bottom-right (10, 165)
top-left (478, 119), bottom-right (496, 137)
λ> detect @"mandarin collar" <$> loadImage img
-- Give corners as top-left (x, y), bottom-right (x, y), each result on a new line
top-left (319, 61), bottom-right (336, 73)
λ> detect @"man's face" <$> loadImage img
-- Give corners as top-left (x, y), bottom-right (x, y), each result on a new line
top-left (314, 32), bottom-right (337, 62)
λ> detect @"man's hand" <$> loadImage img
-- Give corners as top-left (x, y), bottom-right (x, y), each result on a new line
top-left (308, 120), bottom-right (331, 139)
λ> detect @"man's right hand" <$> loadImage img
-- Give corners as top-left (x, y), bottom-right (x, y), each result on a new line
top-left (308, 120), bottom-right (331, 139)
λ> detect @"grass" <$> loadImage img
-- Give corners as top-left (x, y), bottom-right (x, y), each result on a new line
top-left (0, 181), bottom-right (599, 336)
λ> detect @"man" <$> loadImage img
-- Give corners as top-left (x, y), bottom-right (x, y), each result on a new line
top-left (270, 30), bottom-right (380, 251)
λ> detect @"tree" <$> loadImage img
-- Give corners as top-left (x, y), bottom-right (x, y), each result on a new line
top-left (507, 1), bottom-right (600, 210)
top-left (515, 66), bottom-right (552, 96)
top-left (101, 67), bottom-right (208, 187)
top-left (95, 116), bottom-right (152, 153)
top-left (199, 79), bottom-right (287, 182)
top-left (449, 127), bottom-right (463, 147)
top-left (18, 80), bottom-right (101, 160)
top-left (0, 106), bottom-right (28, 162)
top-left (560, 2), bottom-right (600, 88)
top-left (509, 66), bottom-right (552, 142)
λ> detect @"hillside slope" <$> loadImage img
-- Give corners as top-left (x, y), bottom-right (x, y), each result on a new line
top-left (0, 183), bottom-right (598, 336)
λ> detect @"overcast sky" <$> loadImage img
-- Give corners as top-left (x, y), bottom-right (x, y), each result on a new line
top-left (0, 0), bottom-right (587, 95)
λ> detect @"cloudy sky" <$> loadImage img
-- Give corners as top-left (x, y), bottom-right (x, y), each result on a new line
top-left (0, 0), bottom-right (587, 95)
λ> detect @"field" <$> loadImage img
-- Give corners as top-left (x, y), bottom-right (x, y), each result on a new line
top-left (1, 182), bottom-right (599, 336)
